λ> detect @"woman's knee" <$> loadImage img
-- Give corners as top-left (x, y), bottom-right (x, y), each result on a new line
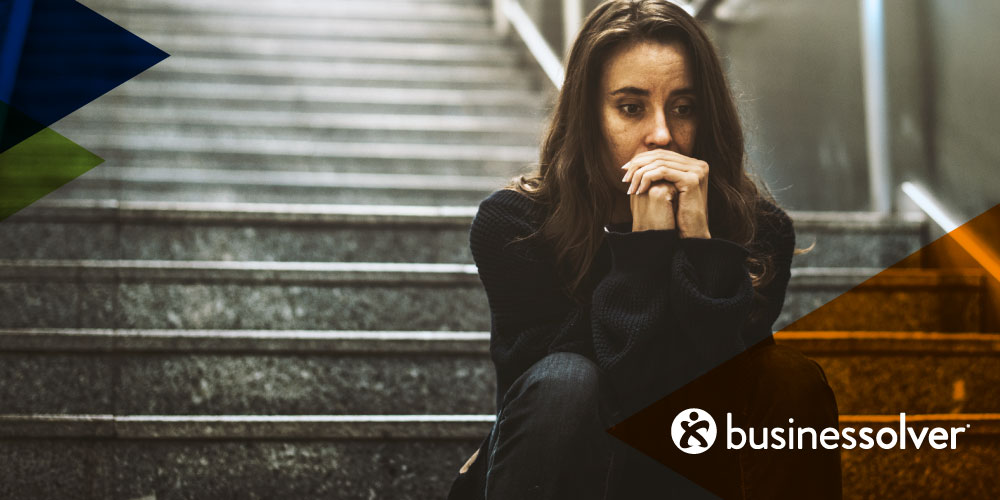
top-left (487, 353), bottom-right (612, 489)
top-left (740, 344), bottom-right (838, 419)
top-left (505, 352), bottom-right (602, 406)
top-left (500, 352), bottom-right (604, 433)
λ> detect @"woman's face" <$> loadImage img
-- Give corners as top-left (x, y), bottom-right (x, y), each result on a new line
top-left (599, 40), bottom-right (698, 193)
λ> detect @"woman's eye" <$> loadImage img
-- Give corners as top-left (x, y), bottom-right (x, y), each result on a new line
top-left (673, 104), bottom-right (694, 117)
top-left (619, 104), bottom-right (642, 116)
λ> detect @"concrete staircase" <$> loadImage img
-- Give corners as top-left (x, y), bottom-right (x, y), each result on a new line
top-left (1, 0), bottom-right (996, 498)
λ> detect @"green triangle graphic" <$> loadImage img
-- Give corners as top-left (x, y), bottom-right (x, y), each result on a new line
top-left (0, 127), bottom-right (103, 221)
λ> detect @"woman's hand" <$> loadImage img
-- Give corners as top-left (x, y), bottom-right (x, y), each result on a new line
top-left (628, 180), bottom-right (677, 231)
top-left (622, 150), bottom-right (711, 239)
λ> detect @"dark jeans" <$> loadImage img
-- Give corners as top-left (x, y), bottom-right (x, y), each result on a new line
top-left (483, 342), bottom-right (842, 499)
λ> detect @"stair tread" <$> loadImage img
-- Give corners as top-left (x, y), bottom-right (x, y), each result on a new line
top-left (99, 18), bottom-right (508, 42)
top-left (50, 135), bottom-right (540, 161)
top-left (1, 413), bottom-right (997, 439)
top-left (61, 109), bottom-right (545, 131)
top-left (789, 267), bottom-right (985, 287)
top-left (95, 82), bottom-right (548, 108)
top-left (74, 167), bottom-right (508, 191)
top-left (2, 328), bottom-right (998, 352)
top-left (84, 1), bottom-right (492, 22)
top-left (130, 35), bottom-right (518, 64)
top-left (10, 200), bottom-right (927, 232)
top-left (0, 259), bottom-right (969, 282)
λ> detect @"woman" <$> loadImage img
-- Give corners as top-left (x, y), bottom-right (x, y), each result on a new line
top-left (447, 1), bottom-right (841, 498)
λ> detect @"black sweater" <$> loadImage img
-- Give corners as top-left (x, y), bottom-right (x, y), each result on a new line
top-left (447, 187), bottom-right (795, 499)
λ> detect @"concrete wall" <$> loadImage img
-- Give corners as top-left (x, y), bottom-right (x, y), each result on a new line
top-left (917, 0), bottom-right (1000, 219)
top-left (711, 0), bottom-right (998, 217)
top-left (708, 0), bottom-right (869, 211)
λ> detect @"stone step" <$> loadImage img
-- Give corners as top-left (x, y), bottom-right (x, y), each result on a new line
top-left (0, 201), bottom-right (480, 263)
top-left (778, 331), bottom-right (1000, 414)
top-left (2, 201), bottom-right (923, 267)
top-left (29, 57), bottom-right (539, 90)
top-left (790, 211), bottom-right (926, 268)
top-left (838, 414), bottom-right (1000, 499)
top-left (54, 149), bottom-right (532, 178)
top-left (0, 413), bottom-right (996, 499)
top-left (0, 262), bottom-right (984, 331)
top-left (63, 107), bottom-right (543, 134)
top-left (0, 329), bottom-right (493, 415)
top-left (92, 0), bottom-right (488, 6)
top-left (0, 260), bottom-right (488, 330)
top-left (97, 17), bottom-right (506, 43)
top-left (52, 134), bottom-right (538, 170)
top-left (119, 159), bottom-right (528, 185)
top-left (56, 110), bottom-right (543, 146)
top-left (48, 167), bottom-right (503, 205)
top-left (85, 0), bottom-right (492, 23)
top-left (131, 34), bottom-right (520, 66)
top-left (1, 329), bottom-right (997, 416)
top-left (0, 414), bottom-right (490, 500)
top-left (781, 268), bottom-right (986, 332)
top-left (92, 81), bottom-right (550, 117)
top-left (27, 30), bottom-right (514, 64)
top-left (36, 32), bottom-right (523, 68)
top-left (81, 0), bottom-right (488, 9)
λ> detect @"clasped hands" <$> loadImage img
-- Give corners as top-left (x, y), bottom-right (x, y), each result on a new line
top-left (621, 149), bottom-right (711, 239)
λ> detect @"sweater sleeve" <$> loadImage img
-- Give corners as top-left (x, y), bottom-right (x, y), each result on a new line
top-left (668, 237), bottom-right (754, 356)
top-left (591, 227), bottom-right (754, 413)
top-left (469, 191), bottom-right (595, 408)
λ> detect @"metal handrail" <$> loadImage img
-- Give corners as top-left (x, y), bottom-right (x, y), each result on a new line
top-left (491, 0), bottom-right (714, 90)
top-left (902, 181), bottom-right (1000, 283)
top-left (901, 182), bottom-right (958, 232)
top-left (496, 0), bottom-right (565, 88)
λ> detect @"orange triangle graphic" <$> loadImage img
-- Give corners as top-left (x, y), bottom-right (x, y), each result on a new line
top-left (608, 203), bottom-right (1000, 499)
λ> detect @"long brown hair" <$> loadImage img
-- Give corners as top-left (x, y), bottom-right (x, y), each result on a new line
top-left (507, 0), bottom-right (782, 304)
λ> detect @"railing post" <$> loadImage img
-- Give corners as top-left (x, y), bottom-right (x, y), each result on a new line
top-left (562, 0), bottom-right (582, 56)
top-left (860, 0), bottom-right (893, 214)
top-left (502, 0), bottom-right (565, 88)
top-left (493, 0), bottom-right (510, 36)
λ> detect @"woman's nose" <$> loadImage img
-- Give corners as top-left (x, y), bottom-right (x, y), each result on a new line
top-left (645, 109), bottom-right (672, 149)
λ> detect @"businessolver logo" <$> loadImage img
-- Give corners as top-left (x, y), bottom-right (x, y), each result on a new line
top-left (670, 410), bottom-right (970, 452)
top-left (670, 408), bottom-right (717, 454)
